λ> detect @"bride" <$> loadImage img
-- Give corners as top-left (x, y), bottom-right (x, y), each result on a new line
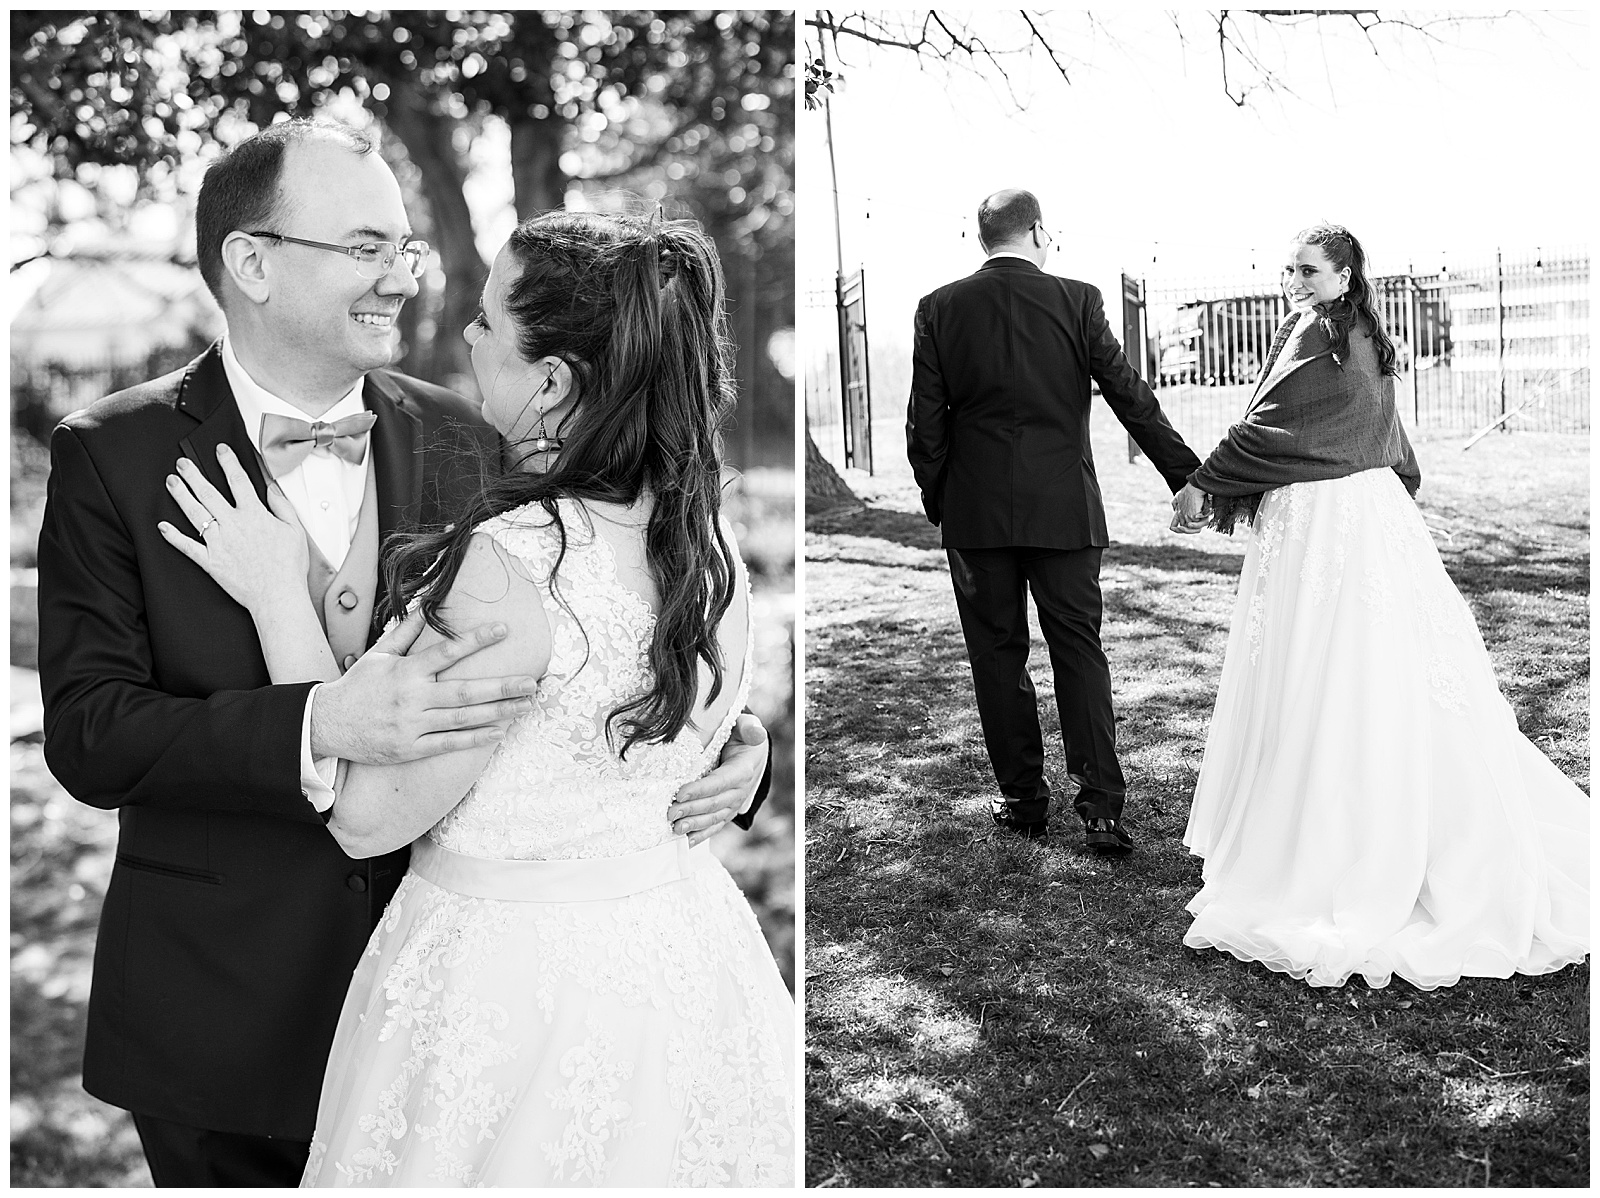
top-left (1170, 222), bottom-right (1589, 991)
top-left (160, 209), bottom-right (795, 1184)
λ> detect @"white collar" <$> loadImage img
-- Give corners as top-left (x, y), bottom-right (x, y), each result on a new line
top-left (220, 335), bottom-right (368, 451)
top-left (985, 251), bottom-right (1039, 265)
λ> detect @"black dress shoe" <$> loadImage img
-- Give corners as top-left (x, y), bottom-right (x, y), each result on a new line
top-left (990, 799), bottom-right (1048, 841)
top-left (1084, 816), bottom-right (1134, 855)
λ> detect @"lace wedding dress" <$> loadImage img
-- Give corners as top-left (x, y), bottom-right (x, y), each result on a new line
top-left (301, 498), bottom-right (795, 1186)
top-left (1183, 467), bottom-right (1589, 989)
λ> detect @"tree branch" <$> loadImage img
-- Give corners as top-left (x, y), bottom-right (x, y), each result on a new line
top-left (1019, 11), bottom-right (1070, 84)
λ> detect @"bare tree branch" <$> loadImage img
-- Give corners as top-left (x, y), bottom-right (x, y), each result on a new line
top-left (1019, 12), bottom-right (1070, 84)
top-left (805, 9), bottom-right (1535, 114)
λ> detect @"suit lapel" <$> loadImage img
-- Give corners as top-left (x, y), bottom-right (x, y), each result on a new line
top-left (363, 371), bottom-right (423, 544)
top-left (176, 343), bottom-right (272, 505)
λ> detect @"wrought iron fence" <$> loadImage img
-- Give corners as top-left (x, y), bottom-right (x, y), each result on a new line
top-left (1137, 248), bottom-right (1589, 456)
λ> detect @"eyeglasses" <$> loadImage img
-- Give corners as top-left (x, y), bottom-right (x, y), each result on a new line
top-left (1034, 221), bottom-right (1054, 250)
top-left (247, 231), bottom-right (431, 280)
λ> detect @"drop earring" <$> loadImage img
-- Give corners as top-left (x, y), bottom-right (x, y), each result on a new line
top-left (530, 369), bottom-right (561, 454)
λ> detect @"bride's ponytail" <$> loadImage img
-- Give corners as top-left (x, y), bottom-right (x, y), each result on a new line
top-left (610, 221), bottom-right (739, 740)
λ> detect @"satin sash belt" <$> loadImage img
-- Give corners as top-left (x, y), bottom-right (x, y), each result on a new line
top-left (408, 835), bottom-right (706, 903)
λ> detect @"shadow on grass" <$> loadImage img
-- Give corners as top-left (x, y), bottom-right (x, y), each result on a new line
top-left (807, 486), bottom-right (1589, 1187)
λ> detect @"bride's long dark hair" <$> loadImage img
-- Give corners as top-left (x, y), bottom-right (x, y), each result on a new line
top-left (1295, 222), bottom-right (1400, 377)
top-left (382, 210), bottom-right (739, 754)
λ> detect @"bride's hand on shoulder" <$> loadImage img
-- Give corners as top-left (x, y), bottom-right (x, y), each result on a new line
top-left (158, 444), bottom-right (310, 611)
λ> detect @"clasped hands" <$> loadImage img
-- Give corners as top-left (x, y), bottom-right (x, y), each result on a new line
top-left (158, 443), bottom-right (766, 843)
top-left (1170, 482), bottom-right (1212, 535)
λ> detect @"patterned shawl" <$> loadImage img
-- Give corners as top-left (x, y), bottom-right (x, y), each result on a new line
top-left (1192, 307), bottom-right (1421, 533)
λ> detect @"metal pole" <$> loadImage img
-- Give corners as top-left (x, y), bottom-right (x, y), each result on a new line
top-left (1408, 272), bottom-right (1419, 424)
top-left (1495, 246), bottom-right (1506, 427)
top-left (859, 269), bottom-right (874, 475)
top-left (820, 33), bottom-right (851, 460)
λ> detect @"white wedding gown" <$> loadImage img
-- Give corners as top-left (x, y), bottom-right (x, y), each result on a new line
top-left (301, 498), bottom-right (795, 1186)
top-left (1183, 467), bottom-right (1589, 989)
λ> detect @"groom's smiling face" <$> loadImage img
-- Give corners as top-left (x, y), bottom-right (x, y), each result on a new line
top-left (254, 138), bottom-right (418, 384)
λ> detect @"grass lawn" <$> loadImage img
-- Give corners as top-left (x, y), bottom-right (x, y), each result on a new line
top-left (803, 410), bottom-right (1588, 1188)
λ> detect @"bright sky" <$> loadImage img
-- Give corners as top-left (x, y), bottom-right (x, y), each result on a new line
top-left (803, 8), bottom-right (1592, 360)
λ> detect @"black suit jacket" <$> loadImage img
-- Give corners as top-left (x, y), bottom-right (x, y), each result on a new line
top-left (37, 344), bottom-right (494, 1138)
top-left (906, 257), bottom-right (1201, 549)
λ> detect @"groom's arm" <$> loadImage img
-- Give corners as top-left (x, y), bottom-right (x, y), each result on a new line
top-left (1081, 284), bottom-right (1201, 492)
top-left (905, 293), bottom-right (950, 525)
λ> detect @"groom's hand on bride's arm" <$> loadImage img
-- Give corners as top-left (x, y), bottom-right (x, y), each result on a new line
top-left (670, 712), bottom-right (771, 847)
top-left (310, 608), bottom-right (539, 765)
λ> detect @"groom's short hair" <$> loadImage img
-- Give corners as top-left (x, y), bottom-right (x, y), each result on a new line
top-left (196, 119), bottom-right (374, 307)
top-left (977, 189), bottom-right (1042, 250)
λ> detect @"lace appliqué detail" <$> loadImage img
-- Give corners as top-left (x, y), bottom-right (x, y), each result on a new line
top-left (1243, 471), bottom-right (1483, 714)
top-left (525, 867), bottom-right (794, 1185)
top-left (333, 881), bottom-right (523, 1186)
top-left (542, 1014), bottom-right (639, 1183)
top-left (665, 974), bottom-right (794, 1187)
top-left (1244, 483), bottom-right (1314, 665)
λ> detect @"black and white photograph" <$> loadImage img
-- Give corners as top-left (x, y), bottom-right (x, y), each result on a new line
top-left (803, 8), bottom-right (1589, 1187)
top-left (12, 9), bottom-right (795, 1187)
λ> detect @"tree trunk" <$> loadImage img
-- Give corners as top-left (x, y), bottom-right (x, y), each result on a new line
top-left (383, 89), bottom-right (486, 391)
top-left (508, 112), bottom-right (567, 219)
top-left (805, 428), bottom-right (861, 519)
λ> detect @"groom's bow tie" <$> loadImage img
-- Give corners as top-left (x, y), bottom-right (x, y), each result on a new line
top-left (259, 411), bottom-right (377, 478)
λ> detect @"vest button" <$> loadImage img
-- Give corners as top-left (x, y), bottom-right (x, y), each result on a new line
top-left (346, 873), bottom-right (368, 893)
top-left (342, 654), bottom-right (358, 671)
top-left (337, 590), bottom-right (358, 610)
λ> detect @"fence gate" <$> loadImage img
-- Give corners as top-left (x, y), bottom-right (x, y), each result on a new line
top-left (1121, 272), bottom-right (1148, 463)
top-left (837, 268), bottom-right (873, 473)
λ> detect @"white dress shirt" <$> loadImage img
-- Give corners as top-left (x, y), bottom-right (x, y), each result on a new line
top-left (220, 337), bottom-right (373, 813)
top-left (222, 337), bottom-right (369, 568)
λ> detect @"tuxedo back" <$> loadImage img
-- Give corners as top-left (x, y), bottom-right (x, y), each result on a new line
top-left (36, 344), bottom-right (495, 1139)
top-left (907, 257), bottom-right (1198, 549)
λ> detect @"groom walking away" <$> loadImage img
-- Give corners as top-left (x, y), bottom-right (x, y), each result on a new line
top-left (36, 120), bottom-right (769, 1187)
top-left (906, 189), bottom-right (1200, 854)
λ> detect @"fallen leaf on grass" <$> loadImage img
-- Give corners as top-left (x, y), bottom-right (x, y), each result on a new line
top-left (939, 964), bottom-right (955, 977)
top-left (1246, 1084), bottom-right (1262, 1100)
top-left (1254, 1020), bottom-right (1268, 1028)
top-left (1089, 1143), bottom-right (1111, 1160)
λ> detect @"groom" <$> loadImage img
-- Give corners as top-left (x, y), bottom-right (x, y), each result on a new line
top-left (36, 119), bottom-right (770, 1187)
top-left (907, 189), bottom-right (1199, 854)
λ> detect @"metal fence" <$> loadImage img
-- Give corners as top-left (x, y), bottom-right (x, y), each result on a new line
top-left (1138, 248), bottom-right (1589, 456)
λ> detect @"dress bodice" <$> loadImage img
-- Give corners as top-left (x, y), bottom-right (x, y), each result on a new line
top-left (427, 496), bottom-right (753, 861)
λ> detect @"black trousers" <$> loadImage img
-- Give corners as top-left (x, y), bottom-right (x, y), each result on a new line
top-left (947, 544), bottom-right (1127, 824)
top-left (133, 1111), bottom-right (310, 1188)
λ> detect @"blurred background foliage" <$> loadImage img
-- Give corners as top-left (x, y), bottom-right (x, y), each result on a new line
top-left (11, 9), bottom-right (794, 1186)
top-left (12, 8), bottom-right (794, 460)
